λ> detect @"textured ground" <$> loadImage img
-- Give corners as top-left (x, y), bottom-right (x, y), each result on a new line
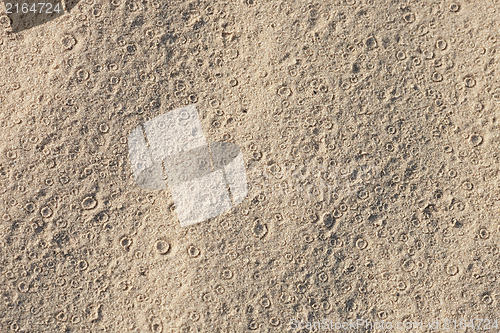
top-left (1, 0), bottom-right (500, 332)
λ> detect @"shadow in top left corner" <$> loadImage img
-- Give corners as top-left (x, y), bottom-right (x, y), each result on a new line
top-left (2, 0), bottom-right (80, 33)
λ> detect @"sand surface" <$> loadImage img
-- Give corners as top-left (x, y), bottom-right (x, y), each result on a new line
top-left (1, 0), bottom-right (500, 332)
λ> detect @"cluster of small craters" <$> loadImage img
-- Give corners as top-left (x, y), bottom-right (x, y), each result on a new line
top-left (1, 0), bottom-right (500, 332)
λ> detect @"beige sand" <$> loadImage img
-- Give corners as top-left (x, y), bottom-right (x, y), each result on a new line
top-left (1, 0), bottom-right (500, 332)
